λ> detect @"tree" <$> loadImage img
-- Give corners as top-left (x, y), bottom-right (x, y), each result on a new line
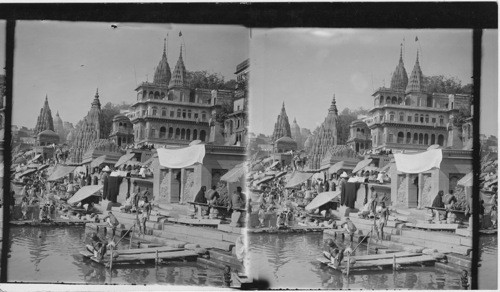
top-left (337, 107), bottom-right (368, 145)
top-left (101, 102), bottom-right (131, 138)
top-left (186, 70), bottom-right (236, 90)
top-left (423, 75), bottom-right (472, 94)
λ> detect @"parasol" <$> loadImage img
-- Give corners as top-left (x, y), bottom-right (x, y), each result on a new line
top-left (305, 190), bottom-right (341, 211)
top-left (352, 159), bottom-right (373, 174)
top-left (48, 165), bottom-right (77, 181)
top-left (67, 185), bottom-right (103, 205)
top-left (115, 153), bottom-right (135, 167)
top-left (91, 155), bottom-right (107, 168)
top-left (457, 172), bottom-right (473, 187)
top-left (285, 171), bottom-right (314, 188)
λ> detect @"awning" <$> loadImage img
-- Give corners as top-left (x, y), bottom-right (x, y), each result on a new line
top-left (285, 171), bottom-right (314, 188)
top-left (115, 153), bottom-right (135, 167)
top-left (268, 161), bottom-right (280, 169)
top-left (157, 144), bottom-right (205, 168)
top-left (394, 149), bottom-right (442, 173)
top-left (90, 155), bottom-right (107, 168)
top-left (67, 185), bottom-right (103, 205)
top-left (141, 153), bottom-right (158, 167)
top-left (328, 161), bottom-right (345, 173)
top-left (256, 176), bottom-right (274, 185)
top-left (353, 159), bottom-right (373, 173)
top-left (457, 172), bottom-right (473, 187)
top-left (48, 165), bottom-right (77, 181)
top-left (220, 162), bottom-right (246, 183)
top-left (305, 190), bottom-right (341, 211)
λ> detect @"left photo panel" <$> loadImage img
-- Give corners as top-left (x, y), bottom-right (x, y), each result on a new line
top-left (8, 21), bottom-right (249, 286)
top-left (0, 20), bottom-right (5, 265)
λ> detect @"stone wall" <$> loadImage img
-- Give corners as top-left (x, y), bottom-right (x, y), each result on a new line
top-left (396, 175), bottom-right (408, 207)
top-left (420, 174), bottom-right (433, 208)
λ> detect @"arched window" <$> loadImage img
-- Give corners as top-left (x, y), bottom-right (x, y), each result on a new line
top-left (161, 107), bottom-right (167, 116)
top-left (427, 96), bottom-right (433, 107)
top-left (392, 96), bottom-right (397, 104)
top-left (424, 133), bottom-right (429, 144)
top-left (149, 91), bottom-right (154, 99)
top-left (431, 134), bottom-right (436, 145)
top-left (188, 110), bottom-right (192, 119)
top-left (137, 92), bottom-right (142, 101)
top-left (398, 97), bottom-right (403, 104)
top-left (152, 107), bottom-right (157, 116)
top-left (414, 133), bottom-right (418, 143)
top-left (399, 112), bottom-right (404, 122)
top-left (201, 111), bottom-right (207, 121)
top-left (168, 127), bottom-right (173, 139)
top-left (160, 127), bottom-right (166, 138)
top-left (143, 90), bottom-right (147, 99)
top-left (168, 92), bottom-right (174, 101)
top-left (181, 129), bottom-right (186, 140)
top-left (406, 132), bottom-right (411, 144)
top-left (420, 114), bottom-right (424, 123)
top-left (389, 112), bottom-right (395, 122)
top-left (175, 128), bottom-right (180, 139)
top-left (160, 92), bottom-right (165, 100)
top-left (177, 109), bottom-right (181, 118)
top-left (193, 129), bottom-right (198, 140)
top-left (154, 91), bottom-right (160, 99)
top-left (182, 109), bottom-right (187, 119)
top-left (438, 134), bottom-right (444, 146)
top-left (425, 114), bottom-right (429, 123)
top-left (186, 129), bottom-right (191, 140)
top-left (189, 91), bottom-right (196, 103)
top-left (397, 132), bottom-right (404, 143)
top-left (419, 133), bottom-right (423, 144)
top-left (200, 130), bottom-right (206, 141)
top-left (150, 128), bottom-right (156, 138)
top-left (405, 97), bottom-right (411, 106)
top-left (414, 113), bottom-right (418, 122)
top-left (407, 115), bottom-right (412, 122)
top-left (386, 96), bottom-right (391, 104)
top-left (361, 128), bottom-right (365, 134)
top-left (379, 96), bottom-right (384, 105)
top-left (439, 115), bottom-right (444, 125)
top-left (357, 128), bottom-right (360, 132)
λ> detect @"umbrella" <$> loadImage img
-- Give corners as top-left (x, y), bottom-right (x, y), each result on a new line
top-left (352, 159), bottom-right (373, 174)
top-left (256, 176), bottom-right (274, 185)
top-left (14, 157), bottom-right (27, 164)
top-left (221, 162), bottom-right (246, 183)
top-left (67, 185), bottom-right (103, 205)
top-left (274, 171), bottom-right (287, 179)
top-left (457, 172), bottom-right (473, 187)
top-left (91, 155), bottom-right (107, 168)
top-left (427, 144), bottom-right (441, 150)
top-left (251, 163), bottom-right (265, 172)
top-left (115, 153), bottom-right (136, 167)
top-left (48, 165), bottom-right (77, 181)
top-left (285, 171), bottom-right (314, 188)
top-left (328, 161), bottom-right (345, 173)
top-left (305, 190), bottom-right (341, 211)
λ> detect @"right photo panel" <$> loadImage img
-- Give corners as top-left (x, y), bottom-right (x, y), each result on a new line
top-left (246, 28), bottom-right (495, 289)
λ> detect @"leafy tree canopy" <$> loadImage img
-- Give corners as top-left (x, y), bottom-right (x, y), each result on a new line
top-left (423, 75), bottom-right (473, 95)
top-left (186, 70), bottom-right (237, 91)
top-left (337, 107), bottom-right (369, 145)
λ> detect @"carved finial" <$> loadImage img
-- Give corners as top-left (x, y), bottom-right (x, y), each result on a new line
top-left (95, 88), bottom-right (99, 98)
top-left (399, 43), bottom-right (403, 62)
top-left (163, 38), bottom-right (167, 57)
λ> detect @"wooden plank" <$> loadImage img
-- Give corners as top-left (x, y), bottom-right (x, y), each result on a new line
top-left (152, 230), bottom-right (234, 251)
top-left (113, 250), bottom-right (198, 263)
top-left (346, 252), bottom-right (420, 262)
top-left (167, 217), bottom-right (221, 226)
top-left (405, 222), bottom-right (459, 230)
top-left (110, 246), bottom-right (184, 255)
top-left (391, 235), bottom-right (471, 255)
top-left (351, 254), bottom-right (435, 268)
top-left (401, 229), bottom-right (470, 247)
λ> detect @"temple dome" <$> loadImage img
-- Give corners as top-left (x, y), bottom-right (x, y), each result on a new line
top-left (153, 39), bottom-right (171, 86)
top-left (406, 51), bottom-right (425, 94)
top-left (38, 129), bottom-right (59, 137)
top-left (390, 46), bottom-right (408, 91)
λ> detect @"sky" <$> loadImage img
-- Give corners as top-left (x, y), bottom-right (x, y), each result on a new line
top-left (249, 28), bottom-right (496, 136)
top-left (0, 21), bottom-right (4, 70)
top-left (481, 30), bottom-right (498, 137)
top-left (13, 21), bottom-right (249, 127)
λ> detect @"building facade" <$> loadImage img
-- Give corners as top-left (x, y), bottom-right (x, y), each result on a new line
top-left (365, 48), bottom-right (472, 152)
top-left (224, 59), bottom-right (249, 146)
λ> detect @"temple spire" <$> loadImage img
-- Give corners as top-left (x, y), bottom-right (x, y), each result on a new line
top-left (399, 43), bottom-right (403, 62)
top-left (329, 94), bottom-right (338, 115)
top-left (95, 88), bottom-right (99, 98)
top-left (163, 38), bottom-right (167, 57)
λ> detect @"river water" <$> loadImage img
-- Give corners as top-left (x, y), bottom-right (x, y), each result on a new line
top-left (7, 226), bottom-right (226, 286)
top-left (248, 232), bottom-right (465, 289)
top-left (478, 234), bottom-right (498, 289)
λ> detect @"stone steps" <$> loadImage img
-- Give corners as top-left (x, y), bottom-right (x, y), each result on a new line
top-left (400, 228), bottom-right (472, 247)
top-left (446, 252), bottom-right (472, 268)
top-left (161, 223), bottom-right (239, 243)
top-left (152, 229), bottom-right (234, 251)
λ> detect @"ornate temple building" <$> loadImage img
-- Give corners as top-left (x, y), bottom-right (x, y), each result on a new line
top-left (130, 40), bottom-right (233, 147)
top-left (290, 118), bottom-right (311, 150)
top-left (54, 111), bottom-right (66, 143)
top-left (308, 95), bottom-right (339, 169)
top-left (363, 47), bottom-right (472, 151)
top-left (68, 89), bottom-right (106, 163)
top-left (34, 95), bottom-right (55, 135)
top-left (224, 59), bottom-right (249, 146)
top-left (109, 113), bottom-right (134, 147)
top-left (272, 102), bottom-right (292, 142)
top-left (347, 118), bottom-right (372, 153)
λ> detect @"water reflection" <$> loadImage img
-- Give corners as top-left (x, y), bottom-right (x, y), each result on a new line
top-left (8, 226), bottom-right (224, 286)
top-left (249, 233), bottom-right (462, 289)
top-left (478, 235), bottom-right (498, 290)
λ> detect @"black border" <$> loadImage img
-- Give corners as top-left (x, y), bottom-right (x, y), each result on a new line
top-left (0, 2), bottom-right (497, 289)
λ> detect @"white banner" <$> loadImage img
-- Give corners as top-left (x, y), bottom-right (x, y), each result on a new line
top-left (394, 149), bottom-right (442, 173)
top-left (157, 144), bottom-right (205, 168)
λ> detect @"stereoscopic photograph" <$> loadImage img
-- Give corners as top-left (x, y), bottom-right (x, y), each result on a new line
top-left (246, 28), bottom-right (496, 289)
top-left (7, 21), bottom-right (249, 287)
